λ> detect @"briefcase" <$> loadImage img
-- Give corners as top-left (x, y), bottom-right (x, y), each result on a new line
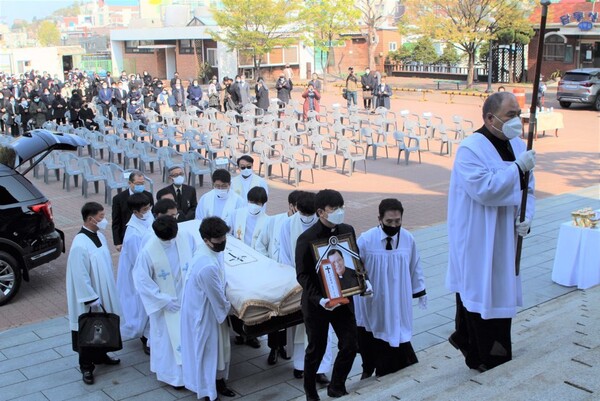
top-left (78, 305), bottom-right (123, 352)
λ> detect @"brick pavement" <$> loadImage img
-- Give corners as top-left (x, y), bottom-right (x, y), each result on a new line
top-left (1, 77), bottom-right (598, 330)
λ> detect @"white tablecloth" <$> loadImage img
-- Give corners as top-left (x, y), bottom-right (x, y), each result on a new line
top-left (551, 222), bottom-right (600, 289)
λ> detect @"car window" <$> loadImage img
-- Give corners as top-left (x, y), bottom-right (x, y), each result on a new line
top-left (0, 175), bottom-right (41, 206)
top-left (562, 73), bottom-right (592, 82)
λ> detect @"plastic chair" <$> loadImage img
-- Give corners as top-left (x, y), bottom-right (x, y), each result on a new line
top-left (310, 134), bottom-right (338, 169)
top-left (42, 150), bottom-right (63, 184)
top-left (254, 141), bottom-right (284, 179)
top-left (165, 126), bottom-right (186, 152)
top-left (122, 138), bottom-right (140, 170)
top-left (100, 163), bottom-right (130, 205)
top-left (105, 134), bottom-right (124, 164)
top-left (283, 146), bottom-right (314, 187)
top-left (134, 141), bottom-right (160, 174)
top-left (59, 152), bottom-right (82, 191)
top-left (337, 138), bottom-right (366, 176)
top-left (361, 127), bottom-right (389, 160)
top-left (182, 151), bottom-right (213, 187)
top-left (393, 131), bottom-right (422, 165)
top-left (78, 157), bottom-right (105, 198)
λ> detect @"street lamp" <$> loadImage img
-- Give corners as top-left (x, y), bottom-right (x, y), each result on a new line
top-left (486, 17), bottom-right (497, 93)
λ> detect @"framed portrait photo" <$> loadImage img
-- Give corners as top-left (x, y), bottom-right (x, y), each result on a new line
top-left (311, 233), bottom-right (365, 298)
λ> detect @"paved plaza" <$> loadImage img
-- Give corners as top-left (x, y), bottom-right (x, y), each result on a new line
top-left (0, 77), bottom-right (599, 400)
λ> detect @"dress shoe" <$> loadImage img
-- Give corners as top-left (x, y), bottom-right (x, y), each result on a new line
top-left (141, 337), bottom-right (151, 355)
top-left (306, 395), bottom-right (320, 401)
top-left (327, 385), bottom-right (348, 398)
top-left (360, 370), bottom-right (374, 380)
top-left (245, 336), bottom-right (261, 349)
top-left (82, 371), bottom-right (94, 385)
top-left (278, 347), bottom-right (291, 360)
top-left (316, 374), bottom-right (330, 385)
top-left (171, 385), bottom-right (185, 390)
top-left (234, 335), bottom-right (245, 345)
top-left (293, 369), bottom-right (304, 379)
top-left (448, 333), bottom-right (468, 358)
top-left (98, 355), bottom-right (121, 365)
top-left (268, 348), bottom-right (278, 365)
top-left (216, 379), bottom-right (236, 397)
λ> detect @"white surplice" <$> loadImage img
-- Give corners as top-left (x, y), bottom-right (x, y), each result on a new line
top-left (181, 240), bottom-right (231, 401)
top-left (66, 230), bottom-right (121, 331)
top-left (116, 214), bottom-right (153, 340)
top-left (355, 226), bottom-right (425, 346)
top-left (195, 189), bottom-right (244, 221)
top-left (227, 206), bottom-right (269, 248)
top-left (255, 212), bottom-right (289, 260)
top-left (133, 232), bottom-right (194, 386)
top-left (446, 133), bottom-right (535, 319)
top-left (230, 173), bottom-right (269, 203)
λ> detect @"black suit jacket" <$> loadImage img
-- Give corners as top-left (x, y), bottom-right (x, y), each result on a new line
top-left (156, 184), bottom-right (197, 222)
top-left (111, 189), bottom-right (154, 246)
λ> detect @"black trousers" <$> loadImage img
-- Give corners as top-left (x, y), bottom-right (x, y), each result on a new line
top-left (453, 293), bottom-right (512, 370)
top-left (303, 302), bottom-right (358, 397)
top-left (357, 327), bottom-right (418, 378)
top-left (267, 329), bottom-right (287, 349)
top-left (71, 331), bottom-right (111, 373)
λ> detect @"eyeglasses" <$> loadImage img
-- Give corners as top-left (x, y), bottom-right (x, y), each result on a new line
top-left (239, 165), bottom-right (253, 170)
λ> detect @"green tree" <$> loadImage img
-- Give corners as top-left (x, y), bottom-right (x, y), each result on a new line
top-left (412, 36), bottom-right (437, 64)
top-left (211, 0), bottom-right (301, 79)
top-left (437, 44), bottom-right (462, 66)
top-left (37, 20), bottom-right (60, 46)
top-left (301, 0), bottom-right (360, 76)
top-left (387, 43), bottom-right (415, 64)
top-left (404, 0), bottom-right (535, 88)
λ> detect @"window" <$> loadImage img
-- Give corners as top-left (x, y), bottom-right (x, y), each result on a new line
top-left (179, 39), bottom-right (194, 54)
top-left (543, 34), bottom-right (566, 61)
top-left (206, 48), bottom-right (218, 67)
top-left (283, 46), bottom-right (298, 63)
top-left (124, 40), bottom-right (154, 54)
top-left (389, 42), bottom-right (397, 51)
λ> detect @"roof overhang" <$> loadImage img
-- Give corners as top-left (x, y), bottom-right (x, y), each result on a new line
top-left (110, 26), bottom-right (214, 41)
top-left (138, 44), bottom-right (176, 49)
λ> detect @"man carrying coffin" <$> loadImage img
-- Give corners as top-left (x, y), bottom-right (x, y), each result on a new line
top-left (116, 193), bottom-right (154, 354)
top-left (181, 217), bottom-right (236, 401)
top-left (66, 202), bottom-right (122, 385)
top-left (195, 169), bottom-right (244, 221)
top-left (133, 215), bottom-right (195, 388)
top-left (355, 199), bottom-right (426, 378)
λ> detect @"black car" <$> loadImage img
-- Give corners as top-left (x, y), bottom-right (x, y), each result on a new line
top-left (0, 129), bottom-right (87, 305)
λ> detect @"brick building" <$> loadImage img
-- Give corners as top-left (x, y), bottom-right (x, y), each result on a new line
top-left (528, 0), bottom-right (600, 81)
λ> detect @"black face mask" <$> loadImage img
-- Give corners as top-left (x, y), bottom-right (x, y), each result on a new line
top-left (209, 240), bottom-right (226, 253)
top-left (381, 224), bottom-right (401, 237)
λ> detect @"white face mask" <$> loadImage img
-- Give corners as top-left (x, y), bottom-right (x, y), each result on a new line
top-left (215, 188), bottom-right (229, 199)
top-left (493, 115), bottom-right (522, 140)
top-left (248, 203), bottom-right (262, 215)
top-left (173, 176), bottom-right (185, 186)
top-left (240, 168), bottom-right (253, 178)
top-left (300, 214), bottom-right (316, 225)
top-left (95, 217), bottom-right (108, 230)
top-left (326, 208), bottom-right (345, 225)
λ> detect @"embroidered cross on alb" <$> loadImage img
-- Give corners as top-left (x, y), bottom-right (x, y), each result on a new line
top-left (158, 269), bottom-right (171, 280)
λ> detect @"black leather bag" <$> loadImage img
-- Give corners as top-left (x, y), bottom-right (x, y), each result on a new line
top-left (78, 305), bottom-right (123, 352)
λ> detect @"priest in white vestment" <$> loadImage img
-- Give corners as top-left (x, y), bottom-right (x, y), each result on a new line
top-left (66, 202), bottom-right (122, 385)
top-left (279, 192), bottom-right (333, 383)
top-left (355, 199), bottom-right (425, 378)
top-left (195, 169), bottom-right (244, 221)
top-left (230, 155), bottom-right (269, 204)
top-left (446, 92), bottom-right (536, 372)
top-left (181, 217), bottom-right (236, 401)
top-left (116, 193), bottom-right (153, 347)
top-left (133, 215), bottom-right (195, 388)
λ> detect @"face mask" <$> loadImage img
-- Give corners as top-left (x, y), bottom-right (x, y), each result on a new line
top-left (160, 239), bottom-right (174, 247)
top-left (381, 224), bottom-right (401, 237)
top-left (209, 240), bottom-right (226, 253)
top-left (173, 176), bottom-right (185, 186)
top-left (94, 217), bottom-right (108, 230)
top-left (493, 115), bottom-right (522, 140)
top-left (240, 168), bottom-right (253, 178)
top-left (248, 203), bottom-right (262, 215)
top-left (133, 184), bottom-right (145, 193)
top-left (141, 210), bottom-right (153, 221)
top-left (215, 188), bottom-right (229, 199)
top-left (326, 208), bottom-right (345, 225)
top-left (300, 214), bottom-right (316, 225)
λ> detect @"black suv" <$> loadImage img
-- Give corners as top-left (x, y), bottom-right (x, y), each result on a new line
top-left (0, 129), bottom-right (87, 305)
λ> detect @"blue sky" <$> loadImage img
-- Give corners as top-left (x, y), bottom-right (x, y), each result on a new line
top-left (0, 0), bottom-right (139, 25)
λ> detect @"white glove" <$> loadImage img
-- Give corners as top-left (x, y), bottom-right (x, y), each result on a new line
top-left (515, 150), bottom-right (536, 172)
top-left (418, 295), bottom-right (428, 310)
top-left (363, 280), bottom-right (373, 298)
top-left (88, 299), bottom-right (101, 309)
top-left (319, 298), bottom-right (340, 311)
top-left (165, 300), bottom-right (181, 313)
top-left (515, 218), bottom-right (532, 237)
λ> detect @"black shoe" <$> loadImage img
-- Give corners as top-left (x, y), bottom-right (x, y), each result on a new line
top-left (278, 347), bottom-right (291, 360)
top-left (293, 369), bottom-right (304, 379)
top-left (306, 395), bottom-right (320, 401)
top-left (82, 371), bottom-right (94, 385)
top-left (316, 374), bottom-right (330, 385)
top-left (141, 337), bottom-right (151, 355)
top-left (98, 356), bottom-right (121, 365)
top-left (171, 385), bottom-right (185, 390)
top-left (327, 385), bottom-right (348, 398)
top-left (268, 348), bottom-right (278, 365)
top-left (245, 336), bottom-right (261, 349)
top-left (448, 333), bottom-right (468, 358)
top-left (234, 335), bottom-right (245, 345)
top-left (216, 379), bottom-right (236, 397)
top-left (360, 371), bottom-right (374, 380)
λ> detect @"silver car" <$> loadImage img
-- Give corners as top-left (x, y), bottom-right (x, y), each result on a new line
top-left (556, 68), bottom-right (600, 110)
